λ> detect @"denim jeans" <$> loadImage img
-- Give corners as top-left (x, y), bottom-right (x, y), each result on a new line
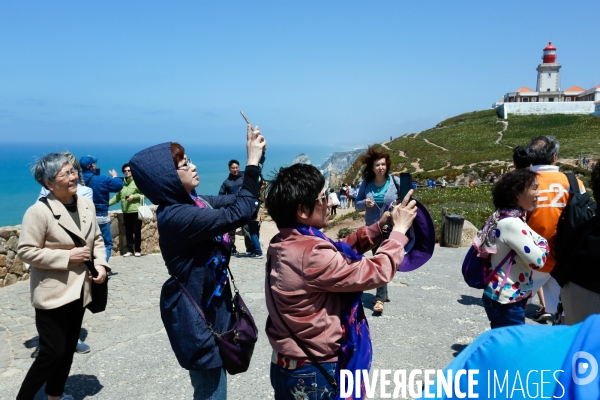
top-left (189, 367), bottom-right (227, 400)
top-left (482, 294), bottom-right (527, 329)
top-left (339, 195), bottom-right (347, 209)
top-left (271, 362), bottom-right (337, 400)
top-left (248, 221), bottom-right (262, 256)
top-left (98, 222), bottom-right (113, 262)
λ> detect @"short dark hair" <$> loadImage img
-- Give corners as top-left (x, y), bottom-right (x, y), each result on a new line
top-left (359, 147), bottom-right (391, 182)
top-left (171, 142), bottom-right (185, 169)
top-left (527, 135), bottom-right (560, 166)
top-left (265, 164), bottom-right (325, 229)
top-left (512, 146), bottom-right (530, 169)
top-left (122, 163), bottom-right (130, 173)
top-left (591, 161), bottom-right (600, 202)
top-left (492, 168), bottom-right (538, 209)
top-left (228, 159), bottom-right (240, 168)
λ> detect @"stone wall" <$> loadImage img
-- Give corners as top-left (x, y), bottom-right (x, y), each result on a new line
top-left (110, 206), bottom-right (160, 257)
top-left (0, 205), bottom-right (161, 288)
top-left (0, 226), bottom-right (27, 288)
top-left (496, 101), bottom-right (595, 119)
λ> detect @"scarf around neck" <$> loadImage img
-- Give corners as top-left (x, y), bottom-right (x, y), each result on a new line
top-left (475, 208), bottom-right (525, 257)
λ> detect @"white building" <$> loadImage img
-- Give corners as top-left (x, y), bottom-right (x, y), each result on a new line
top-left (494, 42), bottom-right (600, 115)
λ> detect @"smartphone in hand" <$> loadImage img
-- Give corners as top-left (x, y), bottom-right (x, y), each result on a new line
top-left (399, 172), bottom-right (412, 200)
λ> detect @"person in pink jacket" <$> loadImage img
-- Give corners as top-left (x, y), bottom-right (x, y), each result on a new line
top-left (264, 163), bottom-right (417, 399)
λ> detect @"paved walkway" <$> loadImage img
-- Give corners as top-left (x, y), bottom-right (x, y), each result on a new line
top-left (0, 247), bottom-right (545, 399)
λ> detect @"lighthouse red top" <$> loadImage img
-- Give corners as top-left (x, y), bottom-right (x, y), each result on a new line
top-left (542, 41), bottom-right (557, 63)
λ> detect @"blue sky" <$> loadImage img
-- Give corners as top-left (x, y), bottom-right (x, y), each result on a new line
top-left (1, 1), bottom-right (599, 147)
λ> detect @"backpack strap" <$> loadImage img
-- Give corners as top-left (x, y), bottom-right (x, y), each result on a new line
top-left (85, 174), bottom-right (94, 187)
top-left (484, 250), bottom-right (516, 287)
top-left (565, 172), bottom-right (581, 198)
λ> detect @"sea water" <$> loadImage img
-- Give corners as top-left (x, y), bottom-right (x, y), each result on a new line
top-left (0, 142), bottom-right (354, 227)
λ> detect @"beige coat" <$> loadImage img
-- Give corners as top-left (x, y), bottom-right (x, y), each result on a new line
top-left (18, 193), bottom-right (109, 310)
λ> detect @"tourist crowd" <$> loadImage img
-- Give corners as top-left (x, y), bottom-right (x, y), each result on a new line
top-left (14, 128), bottom-right (599, 399)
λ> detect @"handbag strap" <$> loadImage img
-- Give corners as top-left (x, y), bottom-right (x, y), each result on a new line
top-left (171, 273), bottom-right (221, 338)
top-left (266, 255), bottom-right (339, 393)
top-left (38, 197), bottom-right (98, 278)
top-left (484, 249), bottom-right (516, 288)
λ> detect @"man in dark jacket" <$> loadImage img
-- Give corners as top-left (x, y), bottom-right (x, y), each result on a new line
top-left (80, 155), bottom-right (124, 261)
top-left (219, 159), bottom-right (256, 256)
top-left (129, 132), bottom-right (264, 397)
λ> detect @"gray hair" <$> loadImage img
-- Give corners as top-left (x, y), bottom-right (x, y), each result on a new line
top-left (31, 153), bottom-right (71, 189)
top-left (527, 135), bottom-right (560, 166)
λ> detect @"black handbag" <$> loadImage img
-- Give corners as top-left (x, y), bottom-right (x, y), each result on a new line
top-left (39, 197), bottom-right (108, 313)
top-left (172, 266), bottom-right (258, 375)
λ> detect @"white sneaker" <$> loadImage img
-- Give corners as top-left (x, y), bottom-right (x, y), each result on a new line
top-left (123, 252), bottom-right (133, 257)
top-left (134, 252), bottom-right (141, 257)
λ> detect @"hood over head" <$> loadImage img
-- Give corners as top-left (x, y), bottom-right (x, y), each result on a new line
top-left (129, 142), bottom-right (193, 206)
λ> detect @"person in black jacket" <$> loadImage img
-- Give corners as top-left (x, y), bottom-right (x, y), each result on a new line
top-left (129, 125), bottom-right (265, 400)
top-left (557, 162), bottom-right (600, 325)
top-left (218, 160), bottom-right (253, 256)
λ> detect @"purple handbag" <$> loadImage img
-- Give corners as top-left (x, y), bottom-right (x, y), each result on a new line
top-left (174, 268), bottom-right (258, 375)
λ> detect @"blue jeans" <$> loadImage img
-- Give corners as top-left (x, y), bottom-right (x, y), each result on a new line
top-left (98, 222), bottom-right (112, 262)
top-left (248, 221), bottom-right (262, 256)
top-left (339, 195), bottom-right (347, 209)
top-left (189, 367), bottom-right (227, 400)
top-left (482, 294), bottom-right (527, 329)
top-left (271, 362), bottom-right (337, 400)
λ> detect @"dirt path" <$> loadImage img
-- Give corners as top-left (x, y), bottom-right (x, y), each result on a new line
top-left (381, 141), bottom-right (391, 150)
top-left (495, 120), bottom-right (509, 144)
top-left (411, 158), bottom-right (424, 172)
top-left (423, 139), bottom-right (449, 151)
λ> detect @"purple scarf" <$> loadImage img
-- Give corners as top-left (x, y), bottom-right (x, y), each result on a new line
top-left (191, 195), bottom-right (231, 308)
top-left (293, 224), bottom-right (372, 399)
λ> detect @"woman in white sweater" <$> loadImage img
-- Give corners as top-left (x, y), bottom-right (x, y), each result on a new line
top-left (480, 168), bottom-right (550, 329)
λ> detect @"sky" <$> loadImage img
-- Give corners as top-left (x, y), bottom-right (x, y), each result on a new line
top-left (1, 1), bottom-right (599, 147)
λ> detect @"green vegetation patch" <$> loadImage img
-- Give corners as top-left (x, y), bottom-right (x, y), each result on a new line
top-left (501, 114), bottom-right (600, 159)
top-left (414, 185), bottom-right (494, 241)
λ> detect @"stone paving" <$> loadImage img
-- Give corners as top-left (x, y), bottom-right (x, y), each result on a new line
top-left (0, 248), bottom-right (546, 399)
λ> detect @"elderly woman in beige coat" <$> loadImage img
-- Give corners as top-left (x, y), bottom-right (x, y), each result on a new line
top-left (17, 153), bottom-right (108, 400)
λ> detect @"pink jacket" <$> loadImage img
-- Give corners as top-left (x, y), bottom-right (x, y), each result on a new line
top-left (265, 223), bottom-right (408, 363)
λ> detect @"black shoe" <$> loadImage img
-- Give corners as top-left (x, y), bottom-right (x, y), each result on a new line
top-left (250, 254), bottom-right (264, 259)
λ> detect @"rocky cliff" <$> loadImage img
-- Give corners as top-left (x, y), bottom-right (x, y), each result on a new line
top-left (292, 153), bottom-right (311, 165)
top-left (318, 149), bottom-right (365, 186)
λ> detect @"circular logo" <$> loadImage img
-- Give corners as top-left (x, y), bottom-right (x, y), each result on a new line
top-left (572, 351), bottom-right (598, 385)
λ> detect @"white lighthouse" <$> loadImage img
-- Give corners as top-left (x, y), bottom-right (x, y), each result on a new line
top-left (536, 42), bottom-right (561, 101)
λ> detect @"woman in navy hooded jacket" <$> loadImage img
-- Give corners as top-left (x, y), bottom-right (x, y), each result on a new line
top-left (129, 125), bottom-right (266, 400)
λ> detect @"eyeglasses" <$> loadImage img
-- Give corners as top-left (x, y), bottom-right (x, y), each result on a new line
top-left (315, 193), bottom-right (328, 204)
top-left (56, 169), bottom-right (78, 179)
top-left (177, 158), bottom-right (193, 171)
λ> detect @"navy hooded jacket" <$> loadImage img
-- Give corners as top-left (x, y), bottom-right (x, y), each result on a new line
top-left (129, 142), bottom-right (261, 370)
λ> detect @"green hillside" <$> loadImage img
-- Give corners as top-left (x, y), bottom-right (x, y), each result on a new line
top-left (344, 110), bottom-right (600, 184)
top-left (340, 110), bottom-right (600, 237)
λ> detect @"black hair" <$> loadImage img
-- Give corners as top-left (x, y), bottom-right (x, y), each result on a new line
top-left (122, 163), bottom-right (130, 173)
top-left (527, 135), bottom-right (560, 166)
top-left (265, 164), bottom-right (325, 229)
top-left (492, 168), bottom-right (538, 209)
top-left (512, 146), bottom-right (530, 169)
top-left (591, 161), bottom-right (600, 202)
top-left (228, 159), bottom-right (240, 168)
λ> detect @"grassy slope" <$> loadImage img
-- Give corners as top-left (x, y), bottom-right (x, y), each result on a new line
top-left (341, 110), bottom-right (600, 236)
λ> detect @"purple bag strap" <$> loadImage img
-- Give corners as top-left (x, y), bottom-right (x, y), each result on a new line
top-left (484, 250), bottom-right (517, 287)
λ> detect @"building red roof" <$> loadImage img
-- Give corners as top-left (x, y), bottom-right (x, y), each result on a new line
top-left (515, 87), bottom-right (535, 93)
top-left (544, 41), bottom-right (556, 51)
top-left (564, 86), bottom-right (586, 92)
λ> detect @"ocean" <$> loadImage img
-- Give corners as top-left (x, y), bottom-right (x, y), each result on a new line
top-left (0, 142), bottom-right (354, 227)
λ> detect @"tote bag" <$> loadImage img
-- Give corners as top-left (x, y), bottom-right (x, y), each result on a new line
top-left (138, 195), bottom-right (153, 221)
